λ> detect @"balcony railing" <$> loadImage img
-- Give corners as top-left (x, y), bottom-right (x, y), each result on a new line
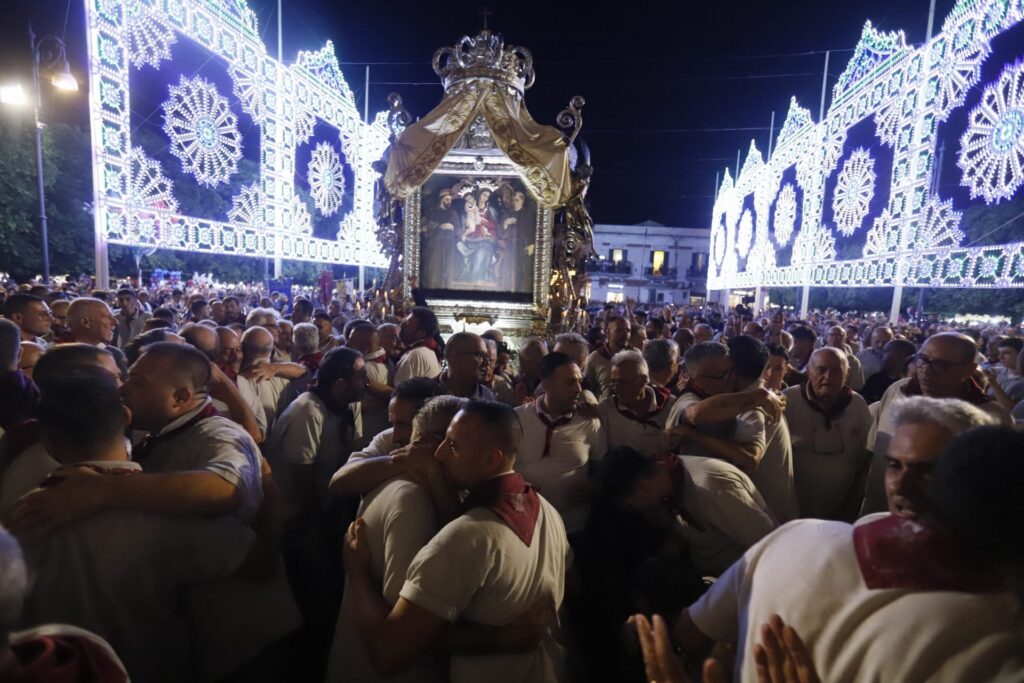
top-left (585, 259), bottom-right (634, 274)
top-left (643, 267), bottom-right (678, 278)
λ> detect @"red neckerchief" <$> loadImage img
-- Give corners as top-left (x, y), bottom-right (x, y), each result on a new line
top-left (535, 400), bottom-right (574, 458)
top-left (133, 402), bottom-right (220, 464)
top-left (299, 351), bottom-right (324, 372)
top-left (658, 454), bottom-right (687, 494)
top-left (613, 385), bottom-right (672, 429)
top-left (680, 380), bottom-right (711, 401)
top-left (410, 337), bottom-right (442, 361)
top-left (803, 382), bottom-right (854, 429)
top-left (217, 361), bottom-right (238, 382)
top-left (11, 632), bottom-right (129, 683)
top-left (461, 472), bottom-right (541, 546)
top-left (900, 375), bottom-right (993, 405)
top-left (853, 515), bottom-right (1004, 592)
top-left (365, 349), bottom-right (388, 364)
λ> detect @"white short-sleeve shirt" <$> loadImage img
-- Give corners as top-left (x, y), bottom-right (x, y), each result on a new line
top-left (582, 349), bottom-right (613, 401)
top-left (394, 345), bottom-right (441, 386)
top-left (687, 519), bottom-right (1024, 682)
top-left (514, 401), bottom-right (606, 534)
top-left (735, 408), bottom-right (798, 523)
top-left (400, 488), bottom-right (570, 683)
top-left (596, 391), bottom-right (674, 458)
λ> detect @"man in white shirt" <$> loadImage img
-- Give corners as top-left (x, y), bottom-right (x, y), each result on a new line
top-left (240, 326), bottom-right (290, 430)
top-left (394, 307), bottom-right (442, 385)
top-left (856, 325), bottom-right (893, 380)
top-left (596, 350), bottom-right (674, 458)
top-left (862, 332), bottom-right (1012, 513)
top-left (785, 348), bottom-right (872, 521)
top-left (113, 288), bottom-right (152, 349)
top-left (345, 321), bottom-right (394, 446)
top-left (343, 400), bottom-right (570, 683)
top-left (14, 369), bottom-right (278, 683)
top-left (583, 316), bottom-right (630, 400)
top-left (670, 398), bottom-right (1021, 683)
top-left (514, 352), bottom-right (606, 537)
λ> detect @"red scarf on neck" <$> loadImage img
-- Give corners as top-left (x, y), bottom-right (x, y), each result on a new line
top-left (461, 472), bottom-right (541, 546)
top-left (535, 400), bottom-right (574, 458)
top-left (411, 336), bottom-right (442, 361)
top-left (298, 351), bottom-right (323, 372)
top-left (614, 385), bottom-right (673, 428)
top-left (900, 375), bottom-right (993, 405)
top-left (217, 361), bottom-right (238, 382)
top-left (804, 382), bottom-right (854, 429)
top-left (133, 402), bottom-right (220, 464)
top-left (853, 515), bottom-right (1004, 592)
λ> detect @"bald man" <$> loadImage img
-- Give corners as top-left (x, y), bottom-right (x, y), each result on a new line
top-left (67, 298), bottom-right (128, 376)
top-left (17, 341), bottom-right (44, 379)
top-left (440, 332), bottom-right (495, 400)
top-left (241, 326), bottom-right (291, 431)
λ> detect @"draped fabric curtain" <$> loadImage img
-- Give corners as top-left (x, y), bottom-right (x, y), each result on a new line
top-left (384, 79), bottom-right (572, 207)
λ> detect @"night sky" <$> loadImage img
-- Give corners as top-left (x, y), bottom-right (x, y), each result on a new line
top-left (0, 0), bottom-right (960, 231)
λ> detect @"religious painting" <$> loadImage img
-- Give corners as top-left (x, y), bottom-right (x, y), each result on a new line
top-left (418, 174), bottom-right (538, 295)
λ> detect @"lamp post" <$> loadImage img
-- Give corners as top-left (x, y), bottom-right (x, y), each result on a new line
top-left (0, 25), bottom-right (78, 284)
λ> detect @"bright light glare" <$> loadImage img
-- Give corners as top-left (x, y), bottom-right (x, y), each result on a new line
top-left (52, 69), bottom-right (79, 92)
top-left (0, 83), bottom-right (27, 106)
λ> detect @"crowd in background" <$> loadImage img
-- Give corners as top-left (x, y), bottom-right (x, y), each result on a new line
top-left (0, 275), bottom-right (1021, 682)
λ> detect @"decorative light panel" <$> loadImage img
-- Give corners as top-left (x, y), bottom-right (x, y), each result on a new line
top-left (708, 1), bottom-right (1024, 290)
top-left (85, 0), bottom-right (389, 266)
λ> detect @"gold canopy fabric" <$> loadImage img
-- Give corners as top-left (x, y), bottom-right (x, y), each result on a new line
top-left (384, 80), bottom-right (572, 208)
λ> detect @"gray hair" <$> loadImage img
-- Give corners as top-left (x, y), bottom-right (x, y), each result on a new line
top-left (890, 396), bottom-right (997, 437)
top-left (611, 349), bottom-right (649, 376)
top-left (411, 395), bottom-right (469, 442)
top-left (683, 341), bottom-right (728, 373)
top-left (808, 347), bottom-right (849, 374)
top-left (554, 332), bottom-right (589, 352)
top-left (0, 319), bottom-right (20, 370)
top-left (0, 526), bottom-right (28, 646)
top-left (292, 323), bottom-right (319, 358)
top-left (484, 338), bottom-right (497, 353)
top-left (245, 307), bottom-right (280, 329)
top-left (644, 338), bottom-right (679, 374)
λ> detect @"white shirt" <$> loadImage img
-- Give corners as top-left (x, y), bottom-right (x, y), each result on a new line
top-left (247, 363), bottom-right (290, 431)
top-left (687, 519), bottom-right (1024, 682)
top-left (327, 476), bottom-right (440, 683)
top-left (18, 460), bottom-right (255, 683)
top-left (348, 428), bottom-right (396, 463)
top-left (784, 386), bottom-right (872, 520)
top-left (361, 358), bottom-right (392, 447)
top-left (596, 389), bottom-right (674, 458)
top-left (667, 392), bottom-right (738, 457)
top-left (675, 455), bottom-right (777, 576)
top-left (582, 349), bottom-right (614, 400)
top-left (862, 377), bottom-right (1011, 514)
top-left (266, 391), bottom-right (350, 519)
top-left (210, 375), bottom-right (268, 441)
top-left (735, 407), bottom-right (799, 523)
top-left (0, 442), bottom-right (60, 515)
top-left (400, 486), bottom-right (569, 683)
top-left (514, 400), bottom-right (606, 534)
top-left (394, 345), bottom-right (441, 386)
top-left (856, 347), bottom-right (884, 380)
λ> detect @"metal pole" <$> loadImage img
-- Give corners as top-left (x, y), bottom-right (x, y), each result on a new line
top-left (766, 110), bottom-right (775, 160)
top-left (818, 50), bottom-right (830, 121)
top-left (30, 25), bottom-right (50, 285)
top-left (735, 149), bottom-right (741, 179)
top-left (364, 65), bottom-right (370, 122)
top-left (713, 171), bottom-right (719, 202)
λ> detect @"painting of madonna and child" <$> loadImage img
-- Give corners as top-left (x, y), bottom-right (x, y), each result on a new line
top-left (418, 175), bottom-right (537, 297)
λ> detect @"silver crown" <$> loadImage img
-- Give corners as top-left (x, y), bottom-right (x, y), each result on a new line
top-left (432, 29), bottom-right (535, 95)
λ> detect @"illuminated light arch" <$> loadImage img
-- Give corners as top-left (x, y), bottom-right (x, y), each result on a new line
top-left (708, 1), bottom-right (1024, 291)
top-left (85, 0), bottom-right (389, 267)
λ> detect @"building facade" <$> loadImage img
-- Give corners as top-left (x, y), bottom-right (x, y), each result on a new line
top-left (584, 221), bottom-right (710, 305)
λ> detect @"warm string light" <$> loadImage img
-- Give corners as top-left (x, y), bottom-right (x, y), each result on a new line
top-left (707, 1), bottom-right (1024, 291)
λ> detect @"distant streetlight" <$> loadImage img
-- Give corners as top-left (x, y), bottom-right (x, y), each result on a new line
top-left (0, 25), bottom-right (79, 284)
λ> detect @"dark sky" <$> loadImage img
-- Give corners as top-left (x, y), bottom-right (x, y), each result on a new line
top-left (0, 0), bottom-right (958, 230)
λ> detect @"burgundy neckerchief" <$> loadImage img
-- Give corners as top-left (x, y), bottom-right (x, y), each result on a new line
top-left (803, 382), bottom-right (854, 429)
top-left (853, 514), bottom-right (1004, 592)
top-left (613, 385), bottom-right (672, 429)
top-left (535, 399), bottom-right (574, 458)
top-left (461, 472), bottom-right (541, 546)
top-left (217, 361), bottom-right (238, 382)
top-left (409, 336), bottom-right (443, 361)
top-left (900, 375), bottom-right (994, 406)
top-left (365, 349), bottom-right (388, 364)
top-left (133, 402), bottom-right (220, 464)
top-left (298, 351), bottom-right (324, 372)
top-left (680, 379), bottom-right (711, 401)
top-left (11, 632), bottom-right (129, 683)
top-left (658, 454), bottom-right (687, 495)
top-left (0, 370), bottom-right (39, 430)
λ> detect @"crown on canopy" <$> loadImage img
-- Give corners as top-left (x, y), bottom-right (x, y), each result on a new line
top-left (432, 29), bottom-right (535, 96)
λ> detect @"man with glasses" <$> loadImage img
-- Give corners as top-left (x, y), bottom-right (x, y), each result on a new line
top-left (861, 332), bottom-right (1011, 514)
top-left (438, 332), bottom-right (495, 400)
top-left (784, 348), bottom-right (872, 521)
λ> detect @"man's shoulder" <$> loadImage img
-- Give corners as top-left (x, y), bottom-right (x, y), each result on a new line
top-left (681, 455), bottom-right (753, 487)
top-left (878, 377), bottom-right (911, 405)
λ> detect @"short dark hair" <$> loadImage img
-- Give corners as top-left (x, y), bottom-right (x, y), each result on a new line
top-left (125, 329), bottom-right (179, 366)
top-left (115, 288), bottom-right (137, 300)
top-left (34, 343), bottom-right (114, 386)
top-left (292, 298), bottom-right (314, 316)
top-left (597, 446), bottom-right (660, 506)
top-left (145, 318), bottom-right (173, 331)
top-left (38, 367), bottom-right (125, 456)
top-left (189, 299), bottom-right (209, 316)
top-left (789, 324), bottom-right (817, 344)
top-left (409, 306), bottom-right (440, 338)
top-left (927, 426), bottom-right (1024, 563)
top-left (998, 337), bottom-right (1023, 353)
top-left (152, 307), bottom-right (176, 323)
top-left (3, 294), bottom-right (44, 318)
top-left (885, 339), bottom-right (916, 357)
top-left (458, 400), bottom-right (522, 459)
top-left (727, 335), bottom-right (768, 381)
top-left (392, 377), bottom-right (447, 409)
top-left (766, 343), bottom-right (790, 362)
top-left (538, 351), bottom-right (576, 380)
top-left (316, 346), bottom-right (362, 389)
top-left (138, 342), bottom-right (212, 393)
top-left (223, 295), bottom-right (240, 305)
top-left (647, 317), bottom-right (666, 334)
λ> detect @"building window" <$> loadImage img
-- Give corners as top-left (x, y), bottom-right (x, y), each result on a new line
top-left (691, 252), bottom-right (708, 272)
top-left (606, 291), bottom-right (624, 303)
top-left (650, 250), bottom-right (666, 276)
top-left (610, 248), bottom-right (626, 263)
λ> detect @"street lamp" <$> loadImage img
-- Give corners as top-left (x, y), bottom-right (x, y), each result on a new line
top-left (0, 25), bottom-right (79, 284)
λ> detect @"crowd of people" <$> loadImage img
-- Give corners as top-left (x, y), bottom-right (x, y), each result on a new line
top-left (0, 278), bottom-right (1021, 682)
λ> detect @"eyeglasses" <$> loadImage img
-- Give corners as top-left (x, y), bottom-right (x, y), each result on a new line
top-left (911, 354), bottom-right (967, 375)
top-left (454, 351), bottom-right (490, 362)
